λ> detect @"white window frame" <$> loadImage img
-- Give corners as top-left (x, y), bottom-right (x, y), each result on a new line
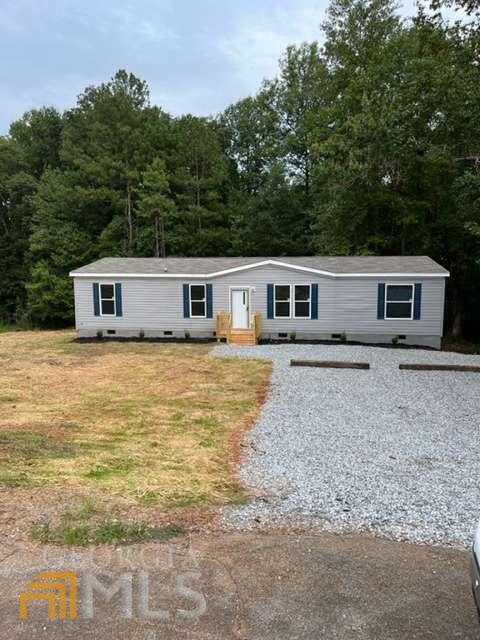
top-left (293, 284), bottom-right (311, 319)
top-left (384, 283), bottom-right (414, 320)
top-left (273, 284), bottom-right (292, 319)
top-left (190, 283), bottom-right (207, 318)
top-left (100, 282), bottom-right (116, 317)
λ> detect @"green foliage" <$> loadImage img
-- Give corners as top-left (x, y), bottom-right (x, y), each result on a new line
top-left (137, 158), bottom-right (175, 256)
top-left (1, 7), bottom-right (480, 338)
top-left (9, 107), bottom-right (63, 178)
top-left (25, 262), bottom-right (74, 327)
top-left (30, 519), bottom-right (185, 546)
top-left (0, 139), bottom-right (37, 322)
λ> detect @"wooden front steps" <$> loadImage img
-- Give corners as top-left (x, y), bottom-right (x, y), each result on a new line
top-left (216, 310), bottom-right (262, 345)
top-left (229, 329), bottom-right (257, 346)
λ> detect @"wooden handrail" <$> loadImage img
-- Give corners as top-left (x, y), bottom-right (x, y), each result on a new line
top-left (250, 311), bottom-right (262, 340)
top-left (216, 310), bottom-right (261, 344)
top-left (215, 311), bottom-right (231, 342)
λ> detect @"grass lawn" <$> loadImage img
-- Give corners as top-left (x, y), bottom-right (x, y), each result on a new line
top-left (0, 330), bottom-right (271, 544)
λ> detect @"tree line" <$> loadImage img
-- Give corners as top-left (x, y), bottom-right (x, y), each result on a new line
top-left (1, 0), bottom-right (479, 337)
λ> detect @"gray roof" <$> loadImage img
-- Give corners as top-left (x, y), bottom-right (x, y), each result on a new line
top-left (70, 255), bottom-right (448, 276)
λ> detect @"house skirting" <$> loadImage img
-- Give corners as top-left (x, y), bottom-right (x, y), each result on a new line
top-left (76, 328), bottom-right (441, 350)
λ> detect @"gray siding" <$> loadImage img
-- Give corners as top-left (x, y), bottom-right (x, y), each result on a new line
top-left (73, 264), bottom-right (446, 343)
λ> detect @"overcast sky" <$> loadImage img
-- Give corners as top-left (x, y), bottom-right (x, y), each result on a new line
top-left (1, 0), bottom-right (422, 133)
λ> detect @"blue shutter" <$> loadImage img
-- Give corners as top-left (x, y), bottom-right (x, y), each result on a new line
top-left (377, 283), bottom-right (385, 320)
top-left (183, 284), bottom-right (190, 318)
top-left (413, 283), bottom-right (422, 320)
top-left (311, 284), bottom-right (318, 319)
top-left (267, 284), bottom-right (274, 319)
top-left (93, 283), bottom-right (100, 316)
top-left (206, 284), bottom-right (213, 318)
top-left (115, 283), bottom-right (123, 317)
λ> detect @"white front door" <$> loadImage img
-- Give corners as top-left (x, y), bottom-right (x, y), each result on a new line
top-left (231, 289), bottom-right (250, 329)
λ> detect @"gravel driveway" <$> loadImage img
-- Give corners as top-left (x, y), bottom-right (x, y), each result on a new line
top-left (213, 343), bottom-right (480, 546)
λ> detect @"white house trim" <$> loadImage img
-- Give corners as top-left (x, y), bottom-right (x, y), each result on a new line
top-left (70, 259), bottom-right (449, 279)
top-left (273, 284), bottom-right (292, 319)
top-left (384, 283), bottom-right (415, 321)
top-left (189, 283), bottom-right (207, 318)
top-left (293, 284), bottom-right (312, 319)
top-left (99, 282), bottom-right (116, 317)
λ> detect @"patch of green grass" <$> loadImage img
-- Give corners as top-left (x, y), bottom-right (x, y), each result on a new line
top-left (167, 411), bottom-right (187, 433)
top-left (161, 398), bottom-right (218, 410)
top-left (84, 457), bottom-right (136, 480)
top-left (61, 498), bottom-right (98, 521)
top-left (93, 520), bottom-right (151, 544)
top-left (0, 431), bottom-right (78, 460)
top-left (193, 416), bottom-right (223, 431)
top-left (31, 522), bottom-right (90, 545)
top-left (164, 490), bottom-right (208, 509)
top-left (137, 490), bottom-right (160, 506)
top-left (198, 435), bottom-right (216, 448)
top-left (215, 480), bottom-right (249, 505)
top-left (30, 520), bottom-right (185, 546)
top-left (0, 472), bottom-right (31, 487)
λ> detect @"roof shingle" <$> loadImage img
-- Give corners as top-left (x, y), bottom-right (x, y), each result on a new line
top-left (70, 256), bottom-right (448, 277)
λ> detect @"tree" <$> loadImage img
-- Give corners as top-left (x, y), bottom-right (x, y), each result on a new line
top-left (167, 116), bottom-right (232, 255)
top-left (230, 163), bottom-right (312, 255)
top-left (270, 42), bottom-right (328, 200)
top-left (309, 0), bottom-right (480, 335)
top-left (61, 69), bottom-right (170, 255)
top-left (25, 261), bottom-right (75, 327)
top-left (0, 8), bottom-right (479, 338)
top-left (0, 138), bottom-right (37, 322)
top-left (25, 169), bottom-right (92, 325)
top-left (137, 158), bottom-right (175, 257)
top-left (9, 107), bottom-right (63, 178)
top-left (430, 0), bottom-right (480, 14)
top-left (220, 88), bottom-right (279, 195)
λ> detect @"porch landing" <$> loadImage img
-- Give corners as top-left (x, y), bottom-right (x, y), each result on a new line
top-left (216, 311), bottom-right (261, 345)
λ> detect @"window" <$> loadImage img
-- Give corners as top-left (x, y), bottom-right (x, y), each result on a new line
top-left (274, 285), bottom-right (312, 318)
top-left (294, 285), bottom-right (311, 318)
top-left (100, 284), bottom-right (116, 316)
top-left (190, 284), bottom-right (206, 317)
top-left (385, 284), bottom-right (413, 319)
top-left (274, 285), bottom-right (291, 317)
top-left (273, 285), bottom-right (313, 318)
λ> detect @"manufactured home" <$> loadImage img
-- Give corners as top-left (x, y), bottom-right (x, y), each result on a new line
top-left (69, 256), bottom-right (449, 348)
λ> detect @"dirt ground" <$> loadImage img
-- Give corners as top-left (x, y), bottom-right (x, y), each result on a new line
top-left (0, 530), bottom-right (477, 639)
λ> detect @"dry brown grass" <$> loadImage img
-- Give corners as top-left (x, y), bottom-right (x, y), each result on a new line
top-left (0, 330), bottom-right (271, 541)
